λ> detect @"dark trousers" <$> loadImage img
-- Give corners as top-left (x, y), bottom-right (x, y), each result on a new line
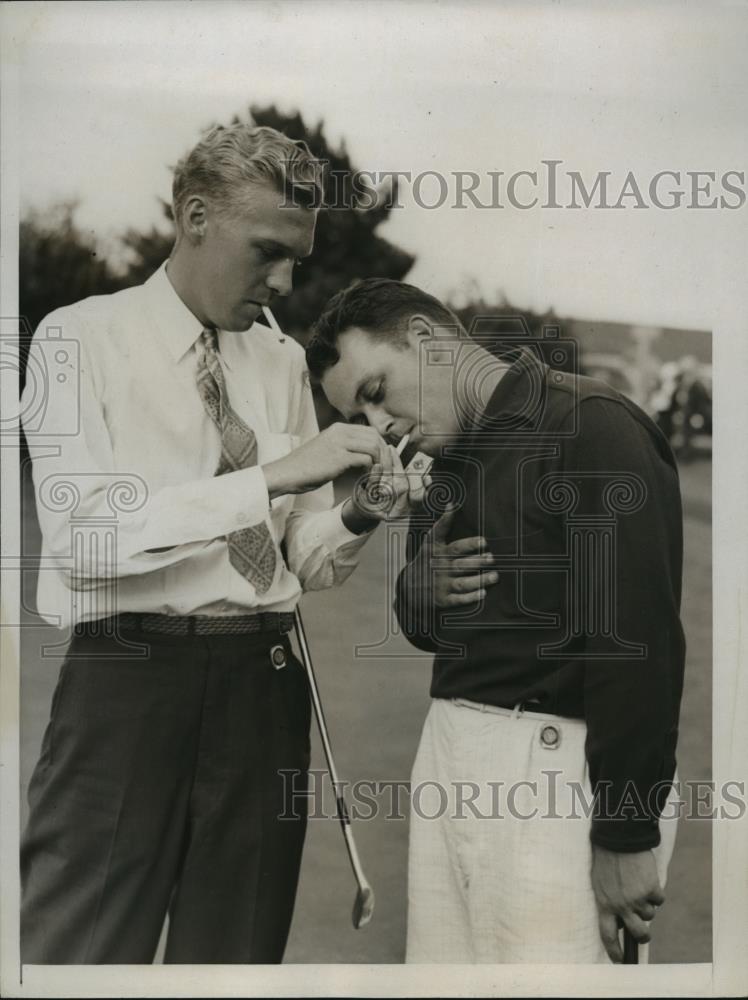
top-left (21, 627), bottom-right (311, 964)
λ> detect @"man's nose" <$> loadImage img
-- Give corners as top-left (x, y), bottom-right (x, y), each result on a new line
top-left (363, 406), bottom-right (395, 439)
top-left (266, 260), bottom-right (294, 298)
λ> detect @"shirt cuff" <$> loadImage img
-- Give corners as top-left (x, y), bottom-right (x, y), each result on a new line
top-left (307, 501), bottom-right (376, 554)
top-left (231, 466), bottom-right (271, 529)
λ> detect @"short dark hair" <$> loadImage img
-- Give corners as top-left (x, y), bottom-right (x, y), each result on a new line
top-left (306, 278), bottom-right (460, 379)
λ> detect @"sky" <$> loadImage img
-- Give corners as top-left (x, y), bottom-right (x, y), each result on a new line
top-left (4, 0), bottom-right (748, 328)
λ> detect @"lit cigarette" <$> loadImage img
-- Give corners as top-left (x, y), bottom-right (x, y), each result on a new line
top-left (395, 433), bottom-right (410, 457)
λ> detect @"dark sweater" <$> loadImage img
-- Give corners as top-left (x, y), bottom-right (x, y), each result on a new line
top-left (394, 349), bottom-right (685, 852)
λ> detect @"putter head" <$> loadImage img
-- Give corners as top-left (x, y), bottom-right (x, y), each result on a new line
top-left (352, 884), bottom-right (375, 929)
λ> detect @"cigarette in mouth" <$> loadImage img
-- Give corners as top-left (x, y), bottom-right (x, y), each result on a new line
top-left (395, 433), bottom-right (410, 457)
top-left (262, 306), bottom-right (283, 335)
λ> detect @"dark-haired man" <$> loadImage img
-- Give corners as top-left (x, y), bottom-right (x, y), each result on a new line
top-left (21, 126), bottom-right (411, 964)
top-left (307, 278), bottom-right (685, 964)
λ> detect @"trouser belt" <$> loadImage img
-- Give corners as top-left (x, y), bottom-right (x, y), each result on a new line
top-left (451, 697), bottom-right (580, 725)
top-left (74, 612), bottom-right (296, 637)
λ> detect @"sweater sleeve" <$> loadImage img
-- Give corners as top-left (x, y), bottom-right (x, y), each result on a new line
top-left (393, 516), bottom-right (442, 653)
top-left (561, 397), bottom-right (685, 851)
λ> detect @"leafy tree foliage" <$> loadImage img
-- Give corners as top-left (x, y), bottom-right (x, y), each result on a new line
top-left (19, 202), bottom-right (128, 347)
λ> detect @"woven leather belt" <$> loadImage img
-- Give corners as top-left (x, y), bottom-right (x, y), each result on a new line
top-left (75, 612), bottom-right (295, 637)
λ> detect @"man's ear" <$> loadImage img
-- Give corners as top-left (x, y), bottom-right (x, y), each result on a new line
top-left (406, 313), bottom-right (460, 359)
top-left (406, 314), bottom-right (434, 341)
top-left (181, 194), bottom-right (209, 244)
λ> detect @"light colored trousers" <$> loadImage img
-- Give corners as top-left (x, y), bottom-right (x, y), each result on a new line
top-left (406, 698), bottom-right (679, 963)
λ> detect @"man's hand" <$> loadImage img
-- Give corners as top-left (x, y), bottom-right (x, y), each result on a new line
top-left (345, 442), bottom-right (415, 526)
top-left (403, 505), bottom-right (499, 609)
top-left (262, 423), bottom-right (389, 499)
top-left (591, 845), bottom-right (665, 962)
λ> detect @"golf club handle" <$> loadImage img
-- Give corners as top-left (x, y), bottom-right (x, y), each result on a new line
top-left (622, 927), bottom-right (639, 964)
top-left (293, 607), bottom-right (342, 789)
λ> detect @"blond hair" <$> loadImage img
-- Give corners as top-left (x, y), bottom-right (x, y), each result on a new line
top-left (172, 123), bottom-right (324, 228)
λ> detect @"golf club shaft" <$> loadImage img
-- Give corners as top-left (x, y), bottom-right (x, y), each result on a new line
top-left (293, 607), bottom-right (370, 888)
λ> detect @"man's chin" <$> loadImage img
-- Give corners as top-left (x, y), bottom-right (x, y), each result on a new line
top-left (225, 302), bottom-right (263, 332)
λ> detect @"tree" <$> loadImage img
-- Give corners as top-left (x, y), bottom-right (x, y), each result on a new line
top-left (18, 203), bottom-right (129, 392)
top-left (19, 202), bottom-right (129, 335)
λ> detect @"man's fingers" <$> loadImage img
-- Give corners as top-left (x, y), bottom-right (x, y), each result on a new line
top-left (633, 901), bottom-right (657, 922)
top-left (347, 451), bottom-right (375, 470)
top-left (621, 912), bottom-right (652, 945)
top-left (450, 552), bottom-right (497, 574)
top-left (450, 572), bottom-right (499, 594)
top-left (443, 589), bottom-right (486, 607)
top-left (647, 885), bottom-right (666, 907)
top-left (598, 912), bottom-right (623, 963)
top-left (431, 505), bottom-right (458, 542)
top-left (447, 535), bottom-right (489, 556)
top-left (340, 424), bottom-right (389, 463)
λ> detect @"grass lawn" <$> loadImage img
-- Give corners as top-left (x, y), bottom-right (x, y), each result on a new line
top-left (18, 458), bottom-right (712, 963)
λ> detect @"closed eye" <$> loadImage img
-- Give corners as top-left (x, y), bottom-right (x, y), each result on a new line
top-left (256, 241), bottom-right (305, 267)
top-left (351, 377), bottom-right (386, 423)
top-left (364, 380), bottom-right (385, 405)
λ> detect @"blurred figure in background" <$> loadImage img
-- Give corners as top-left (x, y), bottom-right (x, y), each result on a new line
top-left (650, 356), bottom-right (712, 461)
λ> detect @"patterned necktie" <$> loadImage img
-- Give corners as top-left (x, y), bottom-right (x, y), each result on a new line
top-left (196, 327), bottom-right (276, 593)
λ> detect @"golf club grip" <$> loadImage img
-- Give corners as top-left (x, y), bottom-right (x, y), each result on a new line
top-left (622, 927), bottom-right (639, 964)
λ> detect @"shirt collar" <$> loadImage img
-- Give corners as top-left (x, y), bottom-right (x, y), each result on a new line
top-left (144, 261), bottom-right (216, 366)
top-left (468, 347), bottom-right (550, 437)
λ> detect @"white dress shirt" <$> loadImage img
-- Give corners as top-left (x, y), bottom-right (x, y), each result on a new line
top-left (22, 262), bottom-right (371, 627)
